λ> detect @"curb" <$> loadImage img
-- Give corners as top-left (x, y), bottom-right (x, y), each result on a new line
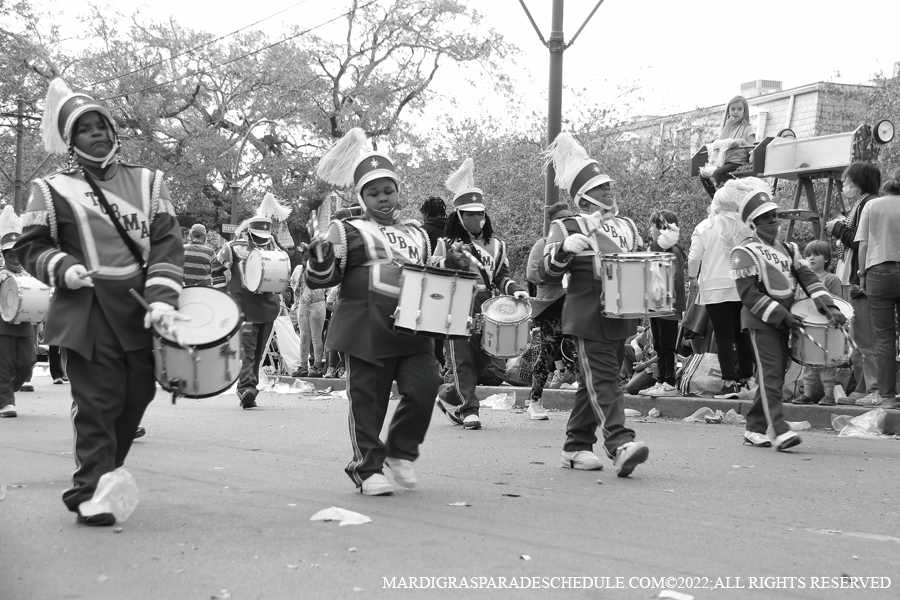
top-left (277, 375), bottom-right (900, 434)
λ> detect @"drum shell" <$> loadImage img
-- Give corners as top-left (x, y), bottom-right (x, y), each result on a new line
top-left (480, 296), bottom-right (532, 358)
top-left (1, 276), bottom-right (52, 324)
top-left (244, 249), bottom-right (290, 294)
top-left (789, 297), bottom-right (854, 367)
top-left (598, 252), bottom-right (675, 319)
top-left (153, 287), bottom-right (244, 398)
top-left (393, 265), bottom-right (478, 339)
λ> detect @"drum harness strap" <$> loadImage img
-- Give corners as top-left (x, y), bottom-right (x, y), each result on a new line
top-left (81, 169), bottom-right (146, 270)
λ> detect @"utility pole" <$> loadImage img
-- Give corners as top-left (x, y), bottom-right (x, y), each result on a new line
top-left (14, 98), bottom-right (25, 214)
top-left (518, 0), bottom-right (606, 234)
top-left (545, 0), bottom-right (564, 234)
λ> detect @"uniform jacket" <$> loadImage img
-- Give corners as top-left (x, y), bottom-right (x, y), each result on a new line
top-left (731, 236), bottom-right (836, 332)
top-left (431, 234), bottom-right (525, 314)
top-left (539, 213), bottom-right (641, 342)
top-left (306, 216), bottom-right (434, 366)
top-left (211, 238), bottom-right (281, 324)
top-left (0, 267), bottom-right (37, 338)
top-left (14, 164), bottom-right (183, 358)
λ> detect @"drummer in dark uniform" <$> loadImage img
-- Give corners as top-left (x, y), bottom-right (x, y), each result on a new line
top-left (211, 215), bottom-right (281, 409)
top-left (15, 78), bottom-right (184, 525)
top-left (431, 158), bottom-right (528, 431)
top-left (0, 206), bottom-right (36, 419)
top-left (308, 127), bottom-right (441, 496)
top-left (540, 133), bottom-right (649, 477)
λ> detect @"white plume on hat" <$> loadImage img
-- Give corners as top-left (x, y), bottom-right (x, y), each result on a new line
top-left (257, 192), bottom-right (292, 222)
top-left (316, 128), bottom-right (369, 188)
top-left (42, 78), bottom-right (73, 154)
top-left (543, 132), bottom-right (590, 192)
top-left (445, 157), bottom-right (475, 197)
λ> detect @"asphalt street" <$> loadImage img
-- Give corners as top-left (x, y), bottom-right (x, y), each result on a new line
top-left (1, 377), bottom-right (898, 600)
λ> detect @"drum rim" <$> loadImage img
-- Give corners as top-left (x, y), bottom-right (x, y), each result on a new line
top-left (481, 295), bottom-right (532, 325)
top-left (598, 252), bottom-right (675, 262)
top-left (402, 263), bottom-right (480, 279)
top-left (154, 287), bottom-right (245, 348)
top-left (790, 297), bottom-right (854, 323)
top-left (156, 371), bottom-right (240, 399)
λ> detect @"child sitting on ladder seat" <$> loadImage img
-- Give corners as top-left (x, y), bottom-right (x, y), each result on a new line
top-left (700, 95), bottom-right (756, 198)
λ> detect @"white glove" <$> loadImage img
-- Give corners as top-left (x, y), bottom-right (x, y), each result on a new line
top-left (562, 233), bottom-right (591, 253)
top-left (513, 290), bottom-right (529, 300)
top-left (64, 265), bottom-right (95, 289)
top-left (143, 302), bottom-right (188, 340)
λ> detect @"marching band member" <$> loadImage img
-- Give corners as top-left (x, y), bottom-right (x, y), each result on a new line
top-left (0, 206), bottom-right (36, 419)
top-left (540, 133), bottom-right (650, 477)
top-left (307, 128), bottom-right (439, 496)
top-left (731, 184), bottom-right (844, 451)
top-left (15, 79), bottom-right (184, 525)
top-left (431, 158), bottom-right (528, 431)
top-left (211, 192), bottom-right (291, 409)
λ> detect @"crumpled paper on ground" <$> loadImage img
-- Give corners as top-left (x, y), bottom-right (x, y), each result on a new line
top-left (310, 507), bottom-right (371, 526)
top-left (682, 407), bottom-right (714, 422)
top-left (787, 420), bottom-right (811, 431)
top-left (722, 409), bottom-right (746, 425)
top-left (624, 408), bottom-right (641, 417)
top-left (83, 467), bottom-right (139, 523)
top-left (479, 392), bottom-right (515, 410)
top-left (838, 408), bottom-right (887, 439)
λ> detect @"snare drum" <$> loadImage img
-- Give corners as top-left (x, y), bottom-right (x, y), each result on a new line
top-left (597, 252), bottom-right (674, 319)
top-left (244, 249), bottom-right (290, 293)
top-left (393, 265), bottom-right (478, 339)
top-left (153, 287), bottom-right (244, 398)
top-left (481, 296), bottom-right (532, 358)
top-left (1, 275), bottom-right (51, 324)
top-left (790, 297), bottom-right (854, 367)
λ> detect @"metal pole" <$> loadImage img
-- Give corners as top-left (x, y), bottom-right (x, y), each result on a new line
top-left (230, 184), bottom-right (240, 225)
top-left (544, 0), bottom-right (564, 235)
top-left (14, 98), bottom-right (25, 214)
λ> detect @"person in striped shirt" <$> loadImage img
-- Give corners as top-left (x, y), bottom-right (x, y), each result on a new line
top-left (183, 224), bottom-right (215, 287)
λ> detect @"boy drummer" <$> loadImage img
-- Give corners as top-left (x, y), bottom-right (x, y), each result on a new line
top-left (540, 133), bottom-right (650, 477)
top-left (731, 188), bottom-right (844, 451)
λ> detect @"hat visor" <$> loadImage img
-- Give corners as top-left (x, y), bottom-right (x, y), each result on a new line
top-left (457, 204), bottom-right (486, 212)
top-left (248, 230), bottom-right (273, 238)
top-left (746, 202), bottom-right (779, 224)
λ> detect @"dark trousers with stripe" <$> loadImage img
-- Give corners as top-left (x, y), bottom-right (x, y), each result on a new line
top-left (747, 328), bottom-right (790, 438)
top-left (439, 332), bottom-right (489, 418)
top-left (344, 352), bottom-right (440, 486)
top-left (239, 321), bottom-right (274, 397)
top-left (63, 312), bottom-right (155, 512)
top-left (565, 337), bottom-right (635, 459)
top-left (0, 335), bottom-right (35, 408)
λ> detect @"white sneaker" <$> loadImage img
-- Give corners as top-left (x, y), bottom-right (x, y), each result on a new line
top-left (462, 414), bottom-right (482, 430)
top-left (384, 458), bottom-right (417, 489)
top-left (0, 404), bottom-right (17, 418)
top-left (560, 450), bottom-right (603, 470)
top-left (648, 382), bottom-right (679, 397)
top-left (613, 441), bottom-right (649, 477)
top-left (855, 392), bottom-right (887, 407)
top-left (742, 431), bottom-right (771, 447)
top-left (360, 473), bottom-right (394, 496)
top-left (638, 382), bottom-right (662, 396)
top-left (527, 401), bottom-right (549, 420)
top-left (773, 430), bottom-right (801, 452)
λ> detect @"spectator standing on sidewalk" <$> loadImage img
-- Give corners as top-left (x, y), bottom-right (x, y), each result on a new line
top-left (854, 168), bottom-right (900, 408)
top-left (183, 224), bottom-right (215, 287)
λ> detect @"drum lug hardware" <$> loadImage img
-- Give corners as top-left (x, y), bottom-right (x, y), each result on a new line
top-left (220, 343), bottom-right (236, 381)
top-left (169, 379), bottom-right (186, 404)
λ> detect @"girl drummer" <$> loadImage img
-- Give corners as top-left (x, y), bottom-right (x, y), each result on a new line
top-left (308, 128), bottom-right (441, 496)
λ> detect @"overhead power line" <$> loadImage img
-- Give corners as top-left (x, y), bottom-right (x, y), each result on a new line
top-left (100, 1), bottom-right (377, 101)
top-left (89, 0), bottom-right (312, 87)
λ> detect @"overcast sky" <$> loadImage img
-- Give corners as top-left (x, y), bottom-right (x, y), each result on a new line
top-left (28, 0), bottom-right (900, 121)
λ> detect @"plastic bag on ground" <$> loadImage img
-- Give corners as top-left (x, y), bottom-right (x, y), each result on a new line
top-left (291, 380), bottom-right (316, 394)
top-left (479, 392), bottom-right (515, 410)
top-left (704, 410), bottom-right (725, 424)
top-left (310, 507), bottom-right (371, 526)
top-left (787, 420), bottom-right (811, 431)
top-left (838, 408), bottom-right (887, 438)
top-left (722, 409), bottom-right (746, 425)
top-left (84, 467), bottom-right (139, 523)
top-left (683, 407), bottom-right (714, 422)
top-left (831, 414), bottom-right (852, 431)
top-left (624, 408), bottom-right (641, 417)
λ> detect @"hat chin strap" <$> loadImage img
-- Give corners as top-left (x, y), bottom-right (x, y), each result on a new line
top-left (359, 195), bottom-right (402, 225)
top-left (73, 140), bottom-right (120, 169)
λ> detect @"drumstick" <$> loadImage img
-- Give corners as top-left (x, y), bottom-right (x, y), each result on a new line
top-left (79, 268), bottom-right (99, 279)
top-left (311, 210), bottom-right (324, 263)
top-left (839, 324), bottom-right (860, 353)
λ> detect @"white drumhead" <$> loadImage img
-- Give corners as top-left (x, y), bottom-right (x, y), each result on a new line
top-left (1, 277), bottom-right (19, 322)
top-left (791, 297), bottom-right (854, 325)
top-left (244, 250), bottom-right (264, 291)
top-left (156, 287), bottom-right (241, 345)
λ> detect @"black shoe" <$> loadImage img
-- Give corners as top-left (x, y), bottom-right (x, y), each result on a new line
top-left (134, 426), bottom-right (146, 439)
top-left (18, 383), bottom-right (34, 392)
top-left (76, 512), bottom-right (117, 526)
top-left (714, 381), bottom-right (741, 399)
top-left (291, 368), bottom-right (308, 378)
top-left (239, 390), bottom-right (258, 409)
top-left (435, 396), bottom-right (463, 426)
